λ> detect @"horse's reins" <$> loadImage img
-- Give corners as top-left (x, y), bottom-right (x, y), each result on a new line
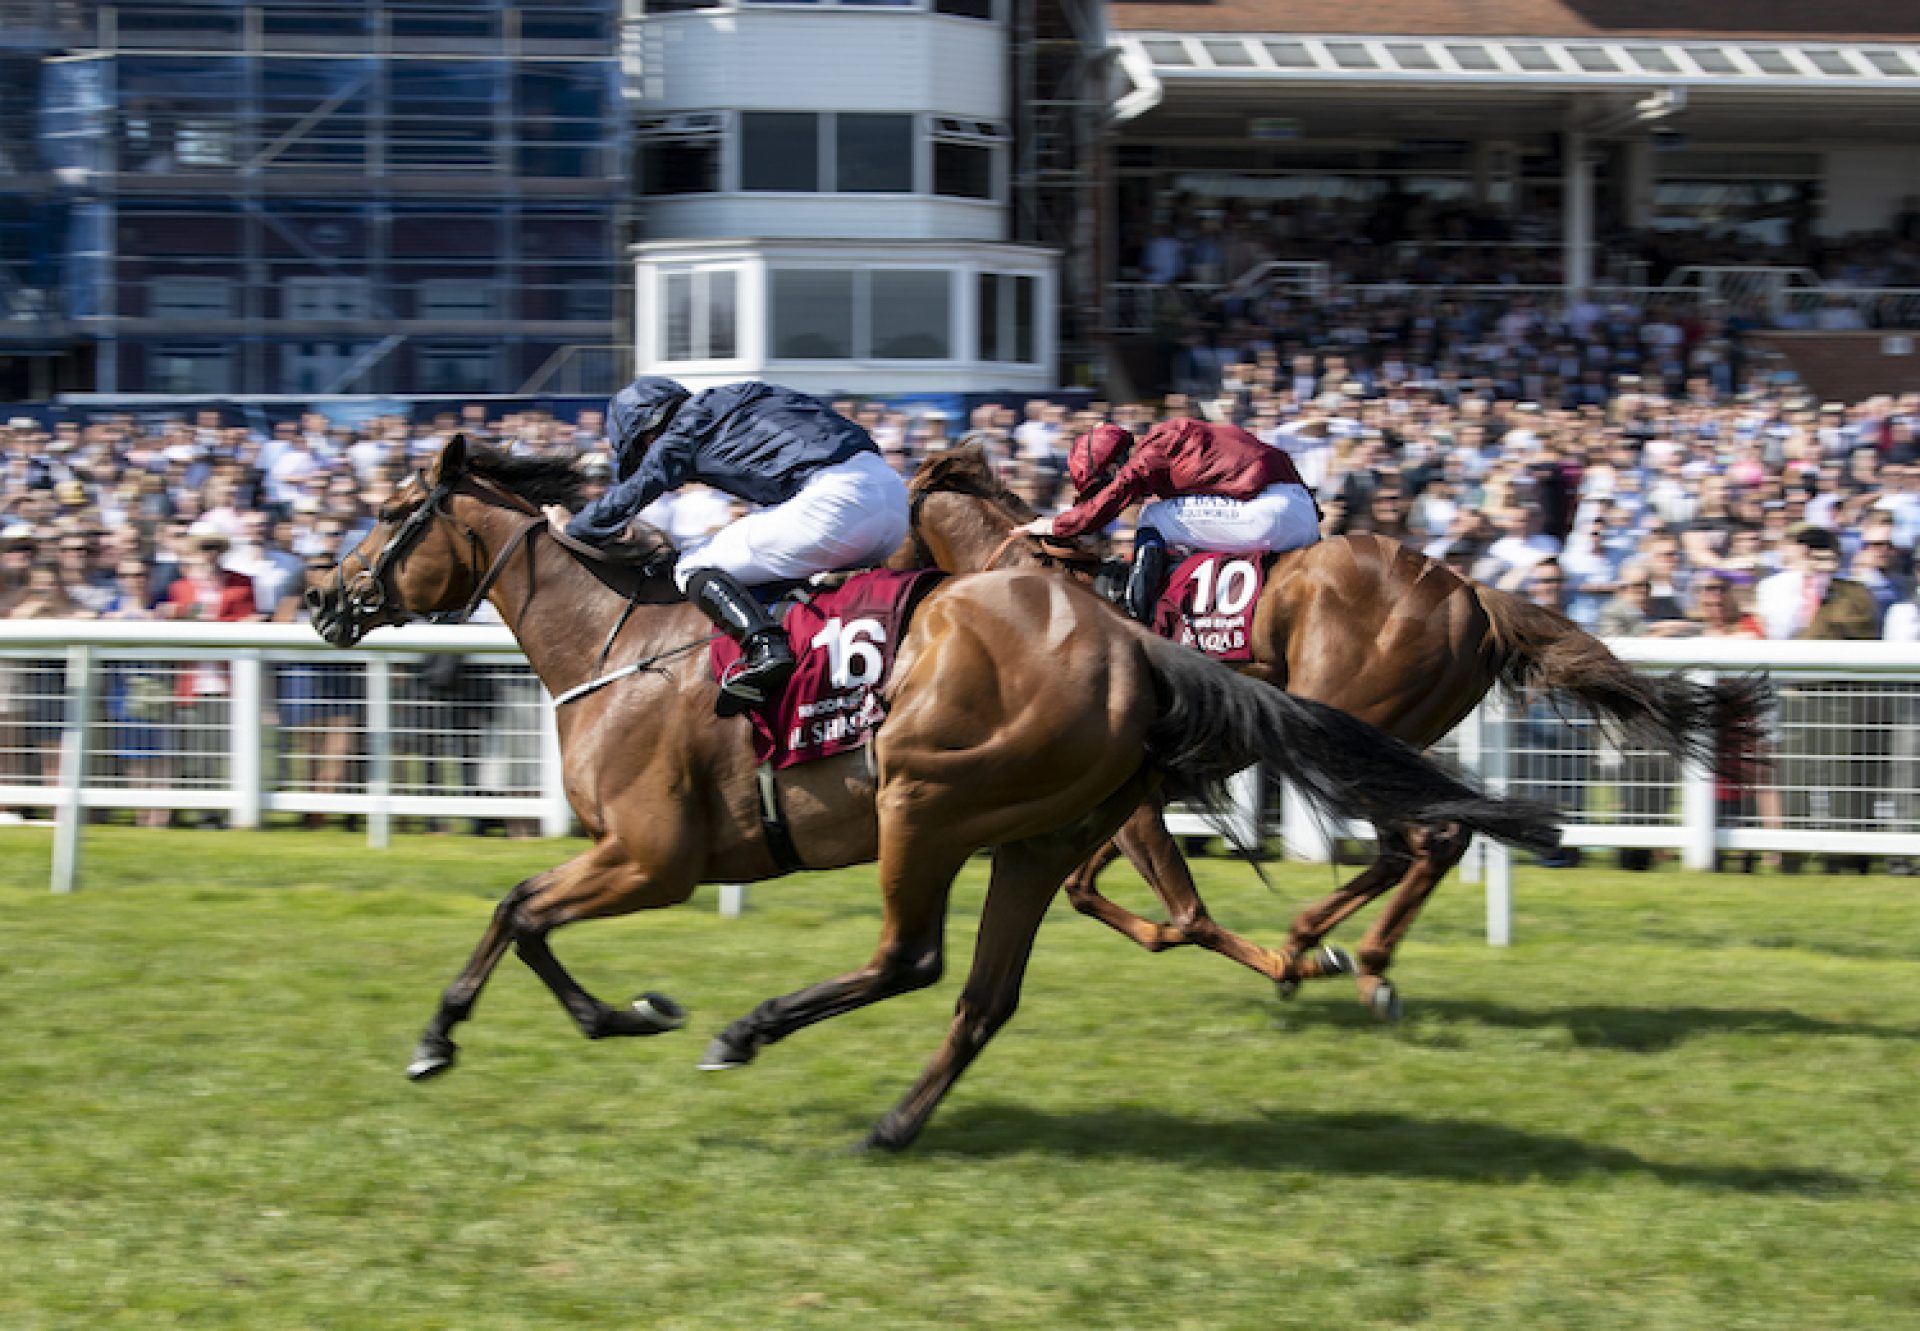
top-left (338, 469), bottom-right (715, 705)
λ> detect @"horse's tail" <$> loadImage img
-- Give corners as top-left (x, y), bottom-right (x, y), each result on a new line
top-left (1474, 584), bottom-right (1772, 780)
top-left (1138, 633), bottom-right (1561, 854)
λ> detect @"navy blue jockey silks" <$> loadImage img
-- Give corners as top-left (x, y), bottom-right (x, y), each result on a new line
top-left (568, 380), bottom-right (878, 544)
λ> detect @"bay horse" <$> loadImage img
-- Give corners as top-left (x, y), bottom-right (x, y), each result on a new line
top-left (894, 445), bottom-right (1768, 1019)
top-left (306, 436), bottom-right (1559, 1150)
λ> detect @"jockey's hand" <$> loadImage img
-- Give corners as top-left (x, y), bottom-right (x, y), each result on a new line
top-left (541, 504), bottom-right (573, 535)
top-left (1017, 516), bottom-right (1055, 538)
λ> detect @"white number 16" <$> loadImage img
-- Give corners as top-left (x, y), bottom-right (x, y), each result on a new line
top-left (809, 616), bottom-right (887, 688)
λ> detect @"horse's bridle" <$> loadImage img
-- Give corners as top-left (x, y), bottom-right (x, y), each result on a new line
top-left (329, 470), bottom-right (544, 634)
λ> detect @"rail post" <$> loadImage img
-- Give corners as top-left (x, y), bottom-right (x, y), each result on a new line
top-left (51, 644), bottom-right (95, 894)
top-left (229, 651), bottom-right (263, 830)
top-left (1481, 692), bottom-right (1513, 947)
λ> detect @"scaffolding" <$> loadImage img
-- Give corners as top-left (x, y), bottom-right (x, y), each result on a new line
top-left (1009, 0), bottom-right (1107, 389)
top-left (9, 1), bottom-right (628, 396)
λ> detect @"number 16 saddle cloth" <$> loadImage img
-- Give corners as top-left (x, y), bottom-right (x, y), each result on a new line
top-left (708, 568), bottom-right (946, 769)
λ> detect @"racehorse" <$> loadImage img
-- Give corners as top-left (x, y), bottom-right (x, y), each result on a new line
top-left (894, 445), bottom-right (1769, 1019)
top-left (307, 436), bottom-right (1560, 1150)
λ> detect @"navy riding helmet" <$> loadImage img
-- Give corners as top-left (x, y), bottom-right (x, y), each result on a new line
top-left (608, 376), bottom-right (692, 476)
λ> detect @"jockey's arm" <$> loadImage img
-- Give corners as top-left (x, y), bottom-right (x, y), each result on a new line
top-left (564, 433), bottom-right (695, 542)
top-left (1052, 454), bottom-right (1156, 540)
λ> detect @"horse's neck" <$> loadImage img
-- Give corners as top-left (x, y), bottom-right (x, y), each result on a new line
top-left (471, 507), bottom-right (687, 699)
top-left (928, 491), bottom-right (1026, 572)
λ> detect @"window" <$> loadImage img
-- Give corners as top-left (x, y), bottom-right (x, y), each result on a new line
top-left (935, 0), bottom-right (993, 17)
top-left (419, 345), bottom-right (497, 393)
top-left (635, 114), bottom-right (723, 196)
top-left (416, 279), bottom-right (497, 320)
top-left (770, 269), bottom-right (954, 360)
top-left (152, 346), bottom-right (232, 394)
top-left (742, 113), bottom-right (819, 192)
top-left (661, 269), bottom-right (739, 362)
top-left (932, 118), bottom-right (1003, 200)
top-left (284, 277), bottom-right (370, 320)
top-left (836, 114), bottom-right (913, 193)
top-left (148, 276), bottom-right (233, 320)
top-left (870, 270), bottom-right (949, 358)
top-left (515, 63), bottom-right (609, 177)
top-left (978, 272), bottom-right (1037, 363)
top-left (282, 342), bottom-right (364, 394)
top-left (771, 270), bottom-right (854, 358)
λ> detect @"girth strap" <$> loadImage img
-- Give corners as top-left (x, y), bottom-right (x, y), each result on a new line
top-left (756, 762), bottom-right (805, 875)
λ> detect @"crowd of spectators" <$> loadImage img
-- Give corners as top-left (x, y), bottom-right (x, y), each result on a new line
top-left (6, 360), bottom-right (1920, 650)
top-left (5, 313), bottom-right (1920, 854)
top-left (1122, 190), bottom-right (1920, 291)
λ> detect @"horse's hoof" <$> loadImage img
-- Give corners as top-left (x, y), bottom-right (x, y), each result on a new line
top-left (1364, 979), bottom-right (1403, 1024)
top-left (632, 991), bottom-right (688, 1033)
top-left (697, 1033), bottom-right (755, 1071)
top-left (856, 1118), bottom-right (914, 1153)
top-left (406, 1036), bottom-right (456, 1081)
top-left (1315, 945), bottom-right (1354, 978)
top-left (1275, 977), bottom-right (1300, 1001)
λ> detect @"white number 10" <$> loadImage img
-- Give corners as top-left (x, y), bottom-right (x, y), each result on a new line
top-left (809, 616), bottom-right (887, 688)
top-left (1189, 559), bottom-right (1258, 616)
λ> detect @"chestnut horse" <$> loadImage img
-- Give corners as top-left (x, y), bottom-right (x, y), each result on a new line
top-left (306, 437), bottom-right (1559, 1150)
top-left (894, 446), bottom-right (1768, 1019)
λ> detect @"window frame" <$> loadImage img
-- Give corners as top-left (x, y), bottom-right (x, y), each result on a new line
top-left (767, 266), bottom-right (956, 363)
top-left (658, 265), bottom-right (745, 365)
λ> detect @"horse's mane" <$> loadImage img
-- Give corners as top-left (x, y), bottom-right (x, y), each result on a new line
top-left (465, 444), bottom-right (592, 510)
top-left (908, 443), bottom-right (1037, 522)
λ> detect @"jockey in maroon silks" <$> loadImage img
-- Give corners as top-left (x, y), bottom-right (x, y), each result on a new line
top-left (1021, 418), bottom-right (1322, 621)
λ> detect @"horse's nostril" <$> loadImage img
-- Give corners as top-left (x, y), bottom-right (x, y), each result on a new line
top-left (304, 586), bottom-right (325, 610)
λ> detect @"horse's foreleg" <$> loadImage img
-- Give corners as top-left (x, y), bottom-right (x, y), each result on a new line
top-left (699, 841), bottom-right (968, 1071)
top-left (512, 842), bottom-right (696, 1040)
top-left (1346, 823), bottom-right (1472, 1022)
top-left (1082, 795), bottom-right (1305, 991)
top-left (408, 841), bottom-right (692, 1080)
top-left (1061, 826), bottom-right (1191, 952)
top-left (407, 873), bottom-right (542, 1080)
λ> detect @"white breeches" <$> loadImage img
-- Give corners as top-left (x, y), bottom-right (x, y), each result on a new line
top-left (674, 451), bottom-right (911, 590)
top-left (1137, 481), bottom-right (1322, 555)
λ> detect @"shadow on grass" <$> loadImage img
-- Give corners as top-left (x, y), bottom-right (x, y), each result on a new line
top-left (1277, 998), bottom-right (1920, 1052)
top-left (916, 1104), bottom-right (1856, 1194)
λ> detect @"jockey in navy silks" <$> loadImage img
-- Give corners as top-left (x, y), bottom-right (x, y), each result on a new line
top-left (544, 377), bottom-right (910, 708)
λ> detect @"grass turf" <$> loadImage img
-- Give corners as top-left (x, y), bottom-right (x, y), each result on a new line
top-left (0, 827), bottom-right (1916, 1329)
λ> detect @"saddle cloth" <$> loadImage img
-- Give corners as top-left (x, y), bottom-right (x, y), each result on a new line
top-left (710, 568), bottom-right (945, 769)
top-left (1151, 550), bottom-right (1272, 663)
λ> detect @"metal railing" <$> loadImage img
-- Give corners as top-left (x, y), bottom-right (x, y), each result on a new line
top-left (7, 627), bottom-right (1920, 928)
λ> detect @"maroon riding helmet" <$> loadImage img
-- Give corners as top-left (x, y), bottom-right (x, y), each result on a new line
top-left (1068, 424), bottom-right (1135, 497)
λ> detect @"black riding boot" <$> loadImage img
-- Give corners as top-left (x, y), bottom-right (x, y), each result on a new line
top-left (686, 569), bottom-right (796, 709)
top-left (1124, 527), bottom-right (1169, 624)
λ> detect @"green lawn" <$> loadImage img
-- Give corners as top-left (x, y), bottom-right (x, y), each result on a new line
top-left (1, 827), bottom-right (1916, 1330)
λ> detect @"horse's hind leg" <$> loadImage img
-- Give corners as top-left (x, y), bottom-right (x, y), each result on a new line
top-left (861, 836), bottom-right (1079, 1153)
top-left (699, 840), bottom-right (968, 1070)
top-left (1275, 827), bottom-right (1416, 993)
top-left (1346, 822), bottom-right (1472, 1022)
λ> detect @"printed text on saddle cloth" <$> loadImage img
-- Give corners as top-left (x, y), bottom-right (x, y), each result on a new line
top-left (710, 569), bottom-right (944, 769)
top-left (1152, 551), bottom-right (1267, 663)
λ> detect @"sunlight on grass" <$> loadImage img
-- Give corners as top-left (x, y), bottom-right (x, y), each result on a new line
top-left (1, 828), bottom-right (1916, 1329)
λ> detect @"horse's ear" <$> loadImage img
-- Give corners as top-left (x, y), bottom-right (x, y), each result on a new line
top-left (430, 432), bottom-right (469, 484)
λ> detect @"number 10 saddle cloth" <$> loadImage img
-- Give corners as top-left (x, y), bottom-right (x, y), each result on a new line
top-left (708, 568), bottom-right (946, 769)
top-left (1151, 551), bottom-right (1272, 664)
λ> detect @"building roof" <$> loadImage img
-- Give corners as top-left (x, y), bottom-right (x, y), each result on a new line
top-left (1107, 0), bottom-right (1920, 40)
